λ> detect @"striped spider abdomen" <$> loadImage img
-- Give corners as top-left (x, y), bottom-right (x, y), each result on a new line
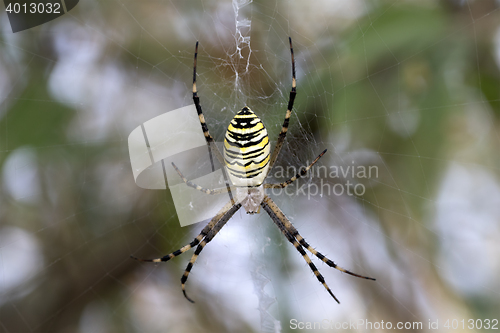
top-left (223, 106), bottom-right (270, 188)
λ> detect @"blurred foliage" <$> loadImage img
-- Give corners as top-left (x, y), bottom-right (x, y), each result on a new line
top-left (1, 0), bottom-right (499, 332)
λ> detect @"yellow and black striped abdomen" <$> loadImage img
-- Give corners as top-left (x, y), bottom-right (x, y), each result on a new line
top-left (224, 106), bottom-right (270, 187)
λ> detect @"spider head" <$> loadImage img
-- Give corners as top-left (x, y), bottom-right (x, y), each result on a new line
top-left (235, 186), bottom-right (264, 214)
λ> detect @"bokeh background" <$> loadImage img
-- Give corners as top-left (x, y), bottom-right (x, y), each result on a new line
top-left (1, 0), bottom-right (500, 332)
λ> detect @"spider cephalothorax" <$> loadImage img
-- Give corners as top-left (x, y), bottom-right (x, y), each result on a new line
top-left (131, 38), bottom-right (375, 304)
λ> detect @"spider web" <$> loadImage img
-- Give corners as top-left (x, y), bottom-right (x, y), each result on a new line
top-left (1, 0), bottom-right (500, 332)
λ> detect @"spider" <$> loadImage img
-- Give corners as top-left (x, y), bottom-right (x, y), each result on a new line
top-left (131, 38), bottom-right (375, 303)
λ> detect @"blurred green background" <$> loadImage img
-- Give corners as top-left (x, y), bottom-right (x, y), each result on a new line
top-left (1, 0), bottom-right (499, 332)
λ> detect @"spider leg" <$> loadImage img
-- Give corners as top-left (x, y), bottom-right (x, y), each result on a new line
top-left (130, 200), bottom-right (234, 263)
top-left (192, 41), bottom-right (225, 167)
top-left (262, 196), bottom-right (375, 281)
top-left (265, 149), bottom-right (327, 189)
top-left (261, 195), bottom-right (340, 303)
top-left (267, 37), bottom-right (297, 174)
top-left (172, 162), bottom-right (229, 195)
top-left (192, 42), bottom-right (234, 203)
top-left (181, 202), bottom-right (242, 303)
